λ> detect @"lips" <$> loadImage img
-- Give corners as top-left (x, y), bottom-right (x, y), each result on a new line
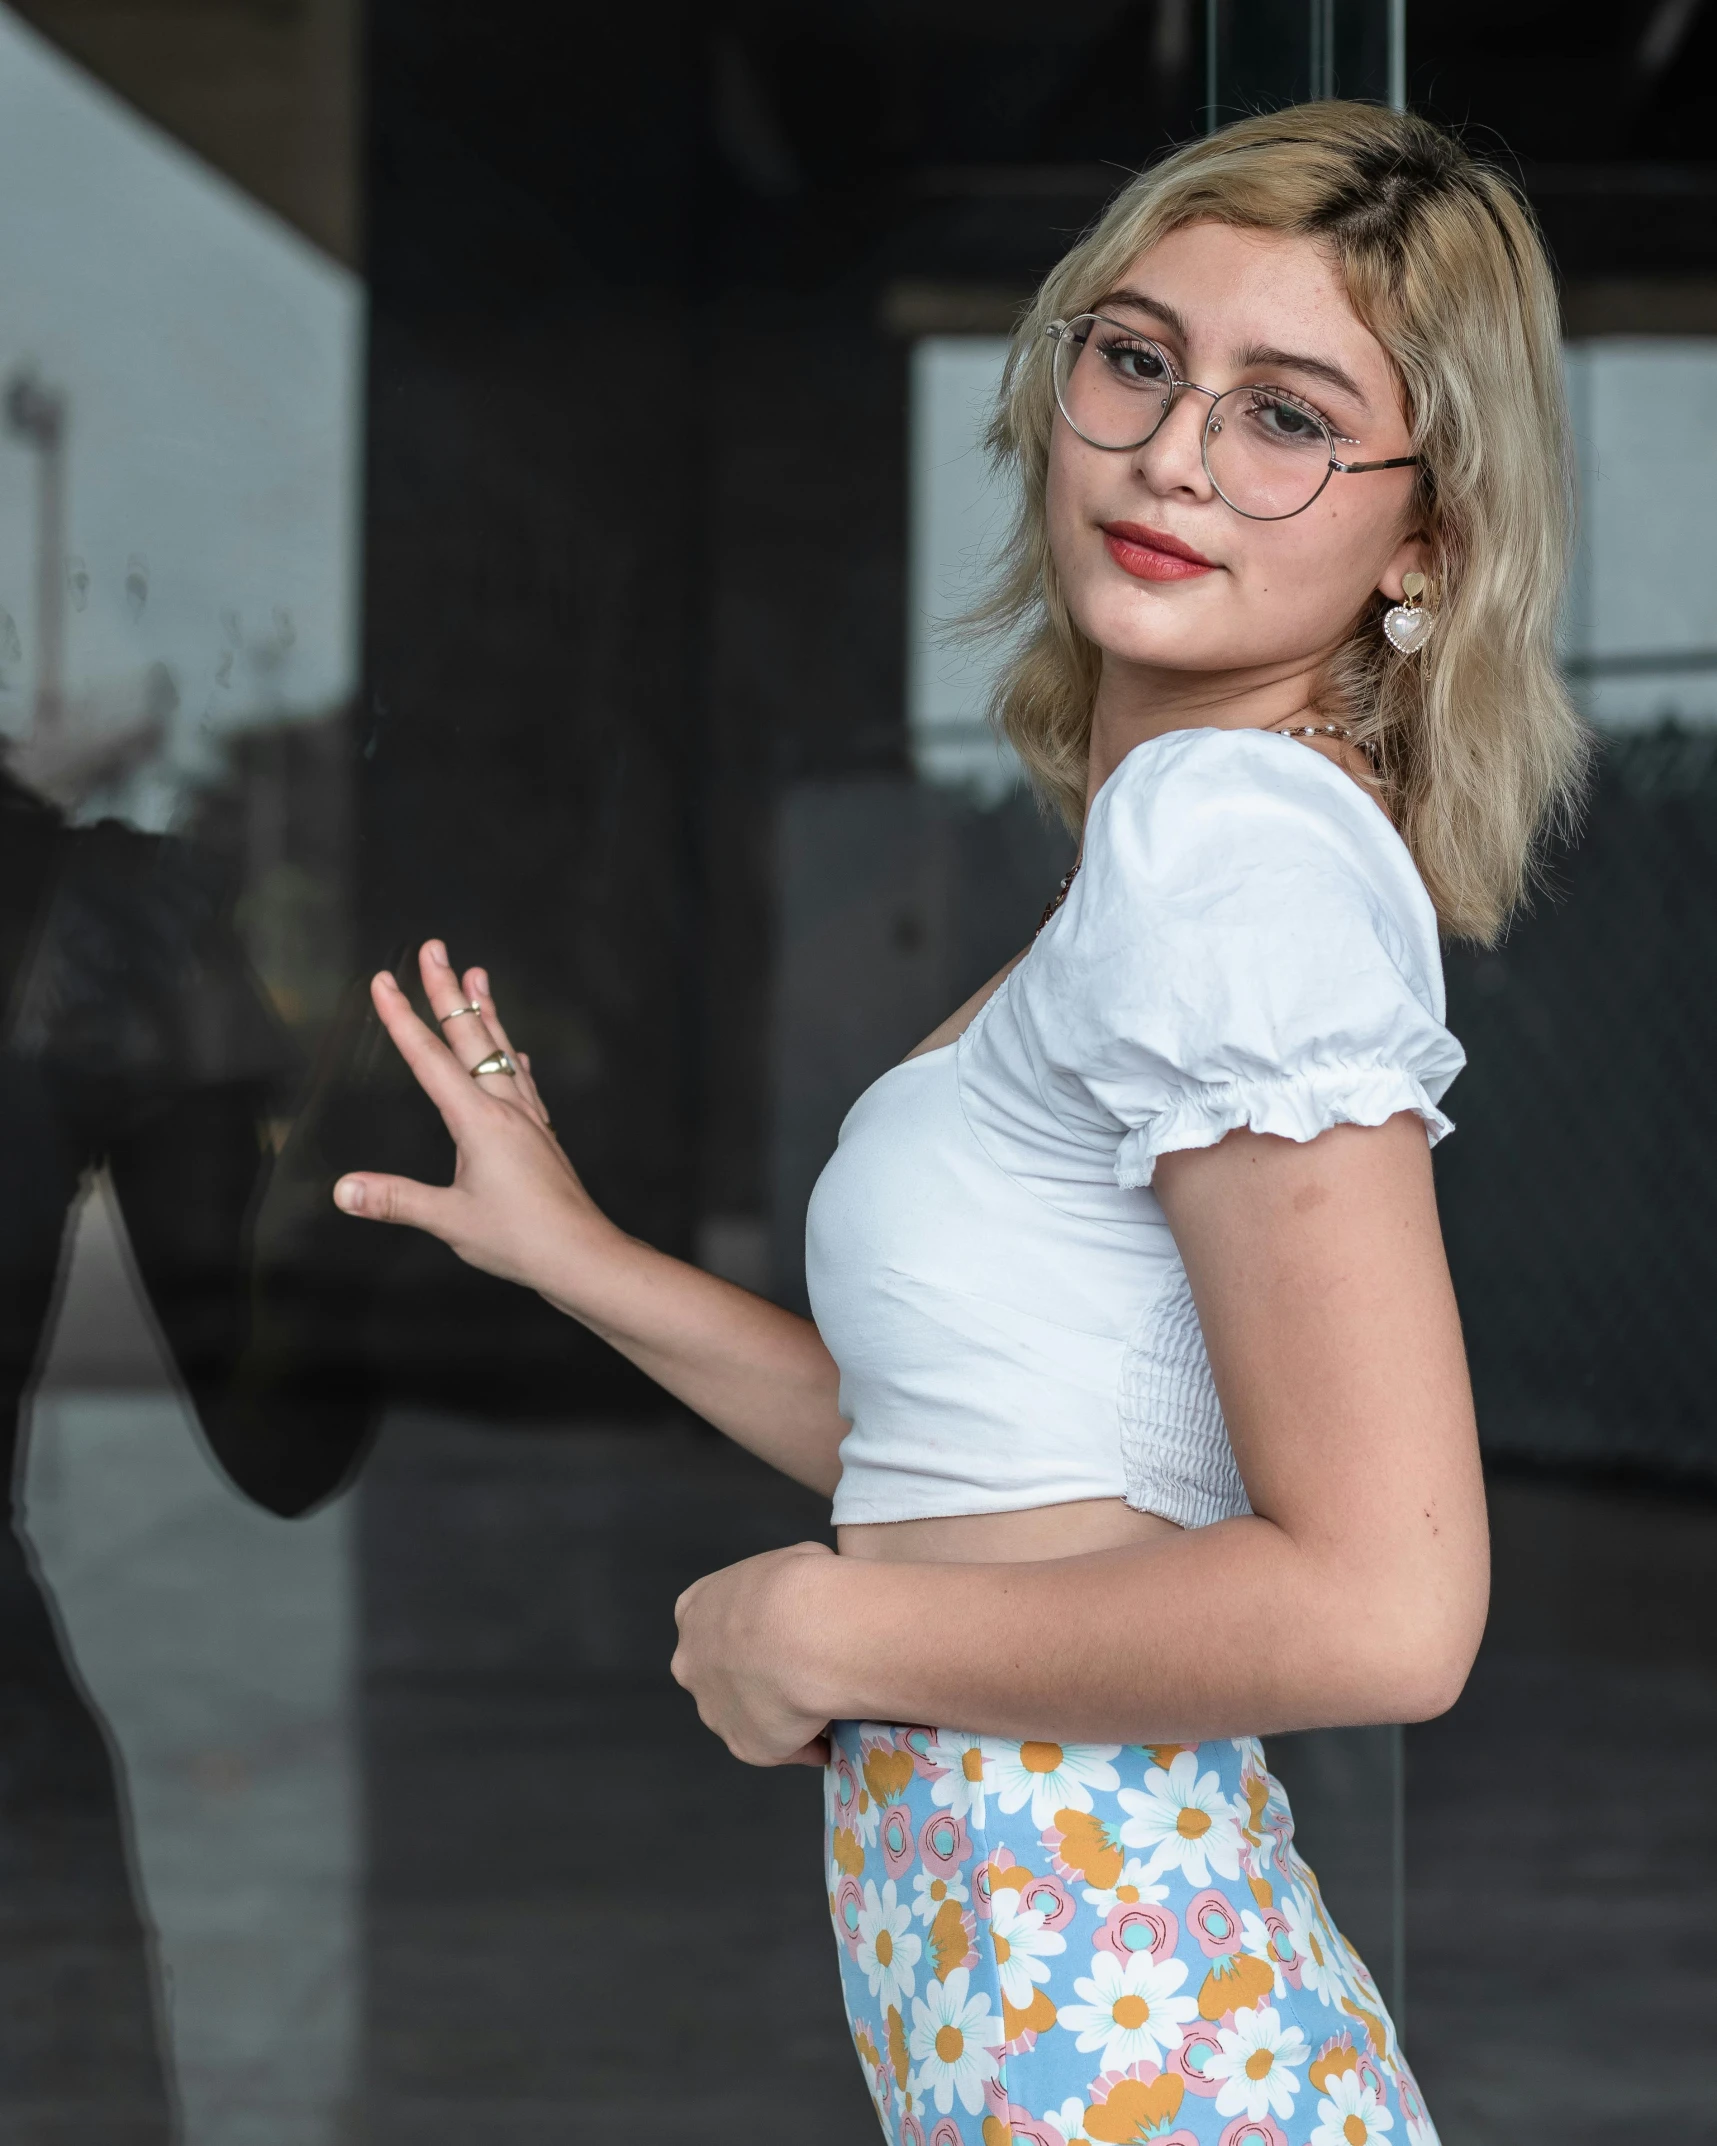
top-left (1100, 521), bottom-right (1217, 582)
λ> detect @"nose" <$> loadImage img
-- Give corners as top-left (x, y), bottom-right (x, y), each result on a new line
top-left (1130, 383), bottom-right (1215, 500)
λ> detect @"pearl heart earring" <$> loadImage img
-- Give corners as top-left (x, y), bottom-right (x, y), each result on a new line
top-left (1383, 570), bottom-right (1433, 655)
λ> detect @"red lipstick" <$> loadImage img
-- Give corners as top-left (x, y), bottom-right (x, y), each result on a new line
top-left (1101, 521), bottom-right (1217, 582)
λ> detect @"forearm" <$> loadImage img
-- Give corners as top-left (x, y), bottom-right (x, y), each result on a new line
top-left (793, 1515), bottom-right (1482, 1743)
top-left (538, 1222), bottom-right (847, 1494)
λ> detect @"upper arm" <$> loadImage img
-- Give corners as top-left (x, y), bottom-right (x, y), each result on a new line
top-left (1154, 1116), bottom-right (1489, 1705)
top-left (1017, 733), bottom-right (1485, 1702)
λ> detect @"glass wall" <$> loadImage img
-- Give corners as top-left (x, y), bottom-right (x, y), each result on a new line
top-left (1, 1), bottom-right (1713, 2139)
top-left (0, 4), bottom-right (362, 2135)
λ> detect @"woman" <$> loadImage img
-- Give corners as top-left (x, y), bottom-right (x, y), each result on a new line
top-left (334, 103), bottom-right (1584, 2146)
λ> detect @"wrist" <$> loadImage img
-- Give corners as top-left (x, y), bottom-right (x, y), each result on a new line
top-left (535, 1212), bottom-right (645, 1331)
top-left (773, 1545), bottom-right (865, 1725)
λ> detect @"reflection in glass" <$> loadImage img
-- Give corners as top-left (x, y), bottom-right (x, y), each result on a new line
top-left (0, 9), bottom-right (364, 2133)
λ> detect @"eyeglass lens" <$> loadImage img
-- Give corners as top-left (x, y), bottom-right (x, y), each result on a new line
top-left (1051, 314), bottom-right (1336, 520)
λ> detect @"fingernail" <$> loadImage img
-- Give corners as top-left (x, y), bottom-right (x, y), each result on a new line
top-left (427, 940), bottom-right (449, 967)
top-left (334, 1178), bottom-right (364, 1214)
top-left (375, 970), bottom-right (396, 991)
top-left (473, 968), bottom-right (490, 996)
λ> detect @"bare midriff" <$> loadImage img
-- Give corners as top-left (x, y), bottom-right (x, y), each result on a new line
top-left (838, 1498), bottom-right (1182, 1565)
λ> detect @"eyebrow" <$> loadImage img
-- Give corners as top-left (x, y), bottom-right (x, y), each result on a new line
top-left (1090, 287), bottom-right (1191, 341)
top-left (1087, 287), bottom-right (1371, 410)
top-left (1235, 343), bottom-right (1370, 409)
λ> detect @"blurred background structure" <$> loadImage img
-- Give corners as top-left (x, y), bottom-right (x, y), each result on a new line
top-left (0, 1), bottom-right (1713, 2140)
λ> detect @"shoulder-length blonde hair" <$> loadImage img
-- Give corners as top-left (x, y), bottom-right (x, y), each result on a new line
top-left (978, 100), bottom-right (1587, 943)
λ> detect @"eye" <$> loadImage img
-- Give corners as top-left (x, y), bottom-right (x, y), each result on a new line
top-left (1095, 331), bottom-right (1172, 391)
top-left (1240, 391), bottom-right (1329, 446)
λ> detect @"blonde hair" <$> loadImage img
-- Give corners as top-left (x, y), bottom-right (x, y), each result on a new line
top-left (979, 100), bottom-right (1588, 943)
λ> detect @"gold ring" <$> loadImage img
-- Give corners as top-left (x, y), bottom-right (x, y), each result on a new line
top-left (439, 1003), bottom-right (483, 1025)
top-left (470, 1051), bottom-right (517, 1079)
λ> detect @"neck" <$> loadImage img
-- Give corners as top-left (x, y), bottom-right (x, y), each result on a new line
top-left (1083, 648), bottom-right (1333, 823)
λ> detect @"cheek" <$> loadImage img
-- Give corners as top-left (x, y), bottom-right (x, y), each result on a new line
top-left (1243, 508), bottom-right (1389, 622)
top-left (1044, 450), bottom-right (1125, 635)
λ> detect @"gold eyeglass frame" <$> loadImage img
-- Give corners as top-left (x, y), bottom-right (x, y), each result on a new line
top-left (1045, 314), bottom-right (1421, 522)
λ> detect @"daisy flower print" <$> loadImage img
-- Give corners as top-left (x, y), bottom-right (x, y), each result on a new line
top-left (986, 1886), bottom-right (1065, 2011)
top-left (911, 1865), bottom-right (970, 1926)
top-left (1281, 1882), bottom-right (1349, 2011)
top-left (1056, 1948), bottom-right (1198, 2070)
top-left (823, 1724), bottom-right (1435, 2146)
top-left (855, 1877), bottom-right (922, 2012)
top-left (907, 1965), bottom-right (1001, 2115)
top-left (1078, 1855), bottom-right (1169, 1918)
top-left (926, 1732), bottom-right (992, 1825)
top-left (1309, 2064), bottom-right (1395, 2146)
top-left (1117, 1749), bottom-right (1246, 1887)
top-left (1206, 2003), bottom-right (1310, 2124)
top-left (983, 1739), bottom-right (1121, 1830)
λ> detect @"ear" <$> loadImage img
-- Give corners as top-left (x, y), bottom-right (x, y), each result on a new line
top-left (1378, 530), bottom-right (1430, 604)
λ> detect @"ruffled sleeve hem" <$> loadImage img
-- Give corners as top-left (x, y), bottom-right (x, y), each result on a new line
top-left (1114, 1063), bottom-right (1456, 1190)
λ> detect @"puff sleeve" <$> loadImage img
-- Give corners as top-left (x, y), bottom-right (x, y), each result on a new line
top-left (1019, 727), bottom-right (1466, 1190)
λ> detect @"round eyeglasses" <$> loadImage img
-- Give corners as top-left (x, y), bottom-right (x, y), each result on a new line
top-left (1046, 314), bottom-right (1420, 522)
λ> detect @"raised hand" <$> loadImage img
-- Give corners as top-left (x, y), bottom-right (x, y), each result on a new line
top-left (335, 941), bottom-right (849, 1507)
top-left (332, 941), bottom-right (619, 1300)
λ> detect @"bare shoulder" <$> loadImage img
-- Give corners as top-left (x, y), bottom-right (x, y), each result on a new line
top-left (901, 949), bottom-right (1030, 1063)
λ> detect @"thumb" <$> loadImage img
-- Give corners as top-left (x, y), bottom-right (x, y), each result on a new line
top-left (332, 1172), bottom-right (451, 1233)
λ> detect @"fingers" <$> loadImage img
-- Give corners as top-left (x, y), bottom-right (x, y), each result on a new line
top-left (419, 941), bottom-right (502, 1073)
top-left (333, 1169), bottom-right (454, 1231)
top-left (461, 962), bottom-right (551, 1127)
top-left (415, 943), bottom-right (550, 1124)
top-left (369, 971), bottom-right (485, 1129)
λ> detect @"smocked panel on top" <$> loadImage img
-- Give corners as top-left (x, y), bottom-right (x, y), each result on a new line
top-left (1119, 1260), bottom-right (1250, 1528)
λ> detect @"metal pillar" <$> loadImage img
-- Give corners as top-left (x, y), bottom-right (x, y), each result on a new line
top-left (1205, 0), bottom-right (1406, 128)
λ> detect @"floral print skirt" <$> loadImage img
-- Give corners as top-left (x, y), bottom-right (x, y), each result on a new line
top-left (824, 1724), bottom-right (1436, 2146)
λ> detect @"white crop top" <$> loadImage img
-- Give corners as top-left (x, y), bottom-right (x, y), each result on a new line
top-left (806, 726), bottom-right (1467, 1529)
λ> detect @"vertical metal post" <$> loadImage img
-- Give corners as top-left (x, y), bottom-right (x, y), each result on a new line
top-left (1310, 0), bottom-right (1336, 98)
top-left (1204, 0), bottom-right (1220, 132)
top-left (1388, 0), bottom-right (1407, 109)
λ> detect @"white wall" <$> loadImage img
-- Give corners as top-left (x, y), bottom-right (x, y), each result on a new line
top-left (907, 336), bottom-right (1018, 799)
top-left (1566, 340), bottom-right (1717, 729)
top-left (907, 334), bottom-right (1717, 795)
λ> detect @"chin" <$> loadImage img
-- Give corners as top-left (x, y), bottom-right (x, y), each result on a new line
top-left (1069, 593), bottom-right (1230, 672)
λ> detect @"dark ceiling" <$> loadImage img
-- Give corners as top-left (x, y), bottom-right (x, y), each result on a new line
top-left (373, 0), bottom-right (1717, 310)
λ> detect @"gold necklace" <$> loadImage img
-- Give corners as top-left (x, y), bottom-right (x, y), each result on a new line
top-left (1269, 717), bottom-right (1374, 759)
top-left (1036, 865), bottom-right (1080, 936)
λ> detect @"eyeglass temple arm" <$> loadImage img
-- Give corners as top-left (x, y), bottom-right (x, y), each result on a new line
top-left (1332, 455), bottom-right (1421, 473)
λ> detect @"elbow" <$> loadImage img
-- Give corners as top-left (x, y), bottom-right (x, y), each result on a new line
top-left (1343, 1587), bottom-right (1487, 1725)
top-left (1387, 1637), bottom-right (1478, 1723)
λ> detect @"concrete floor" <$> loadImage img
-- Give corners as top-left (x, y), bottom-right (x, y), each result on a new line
top-left (358, 1414), bottom-right (875, 2143)
top-left (1408, 1473), bottom-right (1717, 2146)
top-left (355, 1416), bottom-right (1717, 2146)
top-left (22, 1179), bottom-right (360, 2146)
top-left (19, 1183), bottom-right (1717, 2141)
